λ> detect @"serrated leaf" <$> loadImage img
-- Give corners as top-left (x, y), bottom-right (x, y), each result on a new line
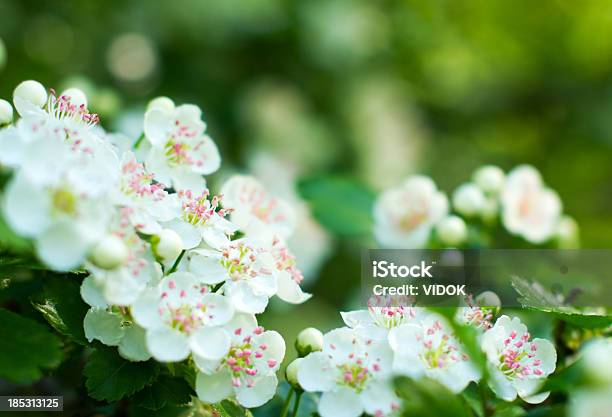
top-left (32, 275), bottom-right (88, 344)
top-left (134, 375), bottom-right (194, 410)
top-left (213, 399), bottom-right (253, 417)
top-left (511, 276), bottom-right (612, 328)
top-left (297, 176), bottom-right (375, 236)
top-left (0, 308), bottom-right (63, 383)
top-left (84, 347), bottom-right (159, 402)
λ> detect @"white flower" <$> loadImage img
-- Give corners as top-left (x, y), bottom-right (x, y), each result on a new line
top-left (85, 210), bottom-right (162, 305)
top-left (144, 103), bottom-right (220, 191)
top-left (341, 303), bottom-right (421, 341)
top-left (297, 327), bottom-right (399, 417)
top-left (473, 165), bottom-right (505, 194)
top-left (131, 271), bottom-right (234, 362)
top-left (221, 175), bottom-right (296, 239)
top-left (452, 183), bottom-right (486, 217)
top-left (195, 313), bottom-right (285, 408)
top-left (374, 176), bottom-right (448, 249)
top-left (164, 189), bottom-right (235, 250)
top-left (147, 96), bottom-right (176, 113)
top-left (501, 165), bottom-right (562, 244)
top-left (267, 235), bottom-right (311, 304)
top-left (188, 239), bottom-right (277, 314)
top-left (435, 215), bottom-right (467, 246)
top-left (481, 315), bottom-right (556, 403)
top-left (0, 99), bottom-right (13, 125)
top-left (456, 292), bottom-right (501, 331)
top-left (389, 313), bottom-right (480, 393)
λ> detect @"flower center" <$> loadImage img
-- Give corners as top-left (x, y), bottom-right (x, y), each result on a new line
top-left (420, 321), bottom-right (467, 369)
top-left (369, 305), bottom-right (416, 329)
top-left (179, 189), bottom-right (227, 226)
top-left (222, 326), bottom-right (271, 388)
top-left (121, 159), bottom-right (166, 199)
top-left (51, 188), bottom-right (78, 216)
top-left (47, 89), bottom-right (100, 127)
top-left (337, 361), bottom-right (370, 392)
top-left (498, 331), bottom-right (543, 379)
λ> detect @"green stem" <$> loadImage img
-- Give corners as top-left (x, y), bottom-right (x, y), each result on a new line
top-left (479, 382), bottom-right (492, 417)
top-left (291, 390), bottom-right (303, 417)
top-left (279, 388), bottom-right (294, 417)
top-left (166, 250), bottom-right (186, 275)
top-left (132, 132), bottom-right (145, 149)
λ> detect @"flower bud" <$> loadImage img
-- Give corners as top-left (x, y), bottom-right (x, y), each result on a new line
top-left (557, 215), bottom-right (579, 249)
top-left (435, 215), bottom-right (467, 246)
top-left (475, 291), bottom-right (501, 309)
top-left (147, 96), bottom-right (175, 114)
top-left (285, 358), bottom-right (303, 389)
top-left (91, 235), bottom-right (129, 270)
top-left (13, 80), bottom-right (47, 110)
top-left (452, 183), bottom-right (485, 217)
top-left (0, 99), bottom-right (13, 125)
top-left (582, 339), bottom-right (612, 386)
top-left (473, 165), bottom-right (505, 194)
top-left (61, 87), bottom-right (88, 108)
top-left (295, 327), bottom-right (323, 357)
top-left (153, 229), bottom-right (183, 261)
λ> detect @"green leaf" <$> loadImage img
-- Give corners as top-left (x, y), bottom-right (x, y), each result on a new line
top-left (511, 276), bottom-right (612, 329)
top-left (134, 375), bottom-right (194, 410)
top-left (0, 307), bottom-right (63, 383)
top-left (297, 176), bottom-right (375, 236)
top-left (492, 404), bottom-right (526, 417)
top-left (212, 399), bottom-right (253, 417)
top-left (84, 346), bottom-right (159, 402)
top-left (32, 275), bottom-right (89, 344)
top-left (0, 215), bottom-right (32, 254)
top-left (394, 377), bottom-right (472, 417)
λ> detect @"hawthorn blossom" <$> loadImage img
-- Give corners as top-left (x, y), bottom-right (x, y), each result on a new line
top-left (221, 175), bottom-right (295, 239)
top-left (195, 313), bottom-right (285, 408)
top-left (388, 313), bottom-right (480, 393)
top-left (131, 271), bottom-right (234, 362)
top-left (500, 165), bottom-right (562, 244)
top-left (164, 188), bottom-right (235, 250)
top-left (374, 176), bottom-right (448, 248)
top-left (481, 315), bottom-right (556, 403)
top-left (144, 102), bottom-right (220, 191)
top-left (297, 327), bottom-right (399, 417)
top-left (267, 235), bottom-right (311, 304)
top-left (456, 291), bottom-right (501, 331)
top-left (188, 239), bottom-right (278, 314)
top-left (84, 209), bottom-right (163, 306)
top-left (341, 298), bottom-right (421, 341)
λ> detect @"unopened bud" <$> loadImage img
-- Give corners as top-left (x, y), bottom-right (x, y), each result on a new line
top-left (582, 339), bottom-right (612, 386)
top-left (473, 165), bottom-right (505, 194)
top-left (91, 235), bottom-right (129, 270)
top-left (153, 229), bottom-right (183, 261)
top-left (0, 99), bottom-right (13, 125)
top-left (452, 183), bottom-right (486, 217)
top-left (13, 80), bottom-right (47, 113)
top-left (147, 96), bottom-right (175, 114)
top-left (435, 215), bottom-right (467, 246)
top-left (475, 291), bottom-right (501, 309)
top-left (295, 327), bottom-right (323, 357)
top-left (285, 358), bottom-right (303, 389)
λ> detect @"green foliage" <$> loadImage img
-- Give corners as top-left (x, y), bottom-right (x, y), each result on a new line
top-left (84, 346), bottom-right (160, 402)
top-left (0, 307), bottom-right (63, 383)
top-left (32, 275), bottom-right (89, 344)
top-left (298, 176), bottom-right (375, 236)
top-left (213, 400), bottom-right (254, 417)
top-left (511, 276), bottom-right (612, 328)
top-left (395, 376), bottom-right (472, 417)
top-left (134, 375), bottom-right (194, 410)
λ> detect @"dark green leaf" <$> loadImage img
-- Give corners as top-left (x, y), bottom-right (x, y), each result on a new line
top-left (84, 346), bottom-right (159, 402)
top-left (395, 377), bottom-right (472, 417)
top-left (134, 375), bottom-right (194, 410)
top-left (492, 404), bottom-right (526, 417)
top-left (32, 275), bottom-right (88, 344)
top-left (297, 176), bottom-right (375, 236)
top-left (213, 399), bottom-right (253, 417)
top-left (0, 307), bottom-right (63, 383)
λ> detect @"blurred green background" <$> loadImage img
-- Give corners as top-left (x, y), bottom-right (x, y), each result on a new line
top-left (0, 0), bottom-right (611, 413)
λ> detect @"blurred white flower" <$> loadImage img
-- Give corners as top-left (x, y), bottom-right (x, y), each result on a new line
top-left (481, 315), bottom-right (556, 403)
top-left (473, 165), bottom-right (505, 194)
top-left (195, 313), bottom-right (285, 408)
top-left (374, 176), bottom-right (448, 248)
top-left (389, 313), bottom-right (480, 393)
top-left (501, 165), bottom-right (562, 244)
top-left (298, 327), bottom-right (399, 417)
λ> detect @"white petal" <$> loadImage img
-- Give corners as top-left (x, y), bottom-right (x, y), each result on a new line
top-left (196, 369), bottom-right (234, 404)
top-left (275, 271), bottom-right (311, 304)
top-left (297, 352), bottom-right (335, 392)
top-left (146, 328), bottom-right (190, 362)
top-left (165, 219), bottom-right (202, 249)
top-left (340, 310), bottom-right (374, 329)
top-left (190, 327), bottom-right (231, 361)
top-left (227, 281), bottom-right (269, 314)
top-left (188, 251), bottom-right (228, 284)
top-left (171, 168), bottom-right (206, 193)
top-left (319, 388), bottom-right (363, 417)
top-left (191, 135), bottom-right (221, 175)
top-left (3, 173), bottom-right (51, 237)
top-left (118, 324), bottom-right (151, 362)
top-left (487, 366), bottom-right (518, 402)
top-left (360, 382), bottom-right (400, 416)
top-left (83, 308), bottom-right (125, 346)
top-left (131, 288), bottom-right (164, 330)
top-left (36, 222), bottom-right (91, 271)
top-left (202, 293), bottom-right (234, 326)
top-left (144, 108), bottom-right (172, 147)
top-left (236, 374), bottom-right (278, 408)
top-left (80, 276), bottom-right (108, 308)
top-left (253, 331), bottom-right (285, 373)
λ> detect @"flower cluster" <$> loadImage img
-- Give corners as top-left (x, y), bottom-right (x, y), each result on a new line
top-left (296, 306), bottom-right (557, 417)
top-left (374, 165), bottom-right (579, 248)
top-left (0, 80), bottom-right (313, 408)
